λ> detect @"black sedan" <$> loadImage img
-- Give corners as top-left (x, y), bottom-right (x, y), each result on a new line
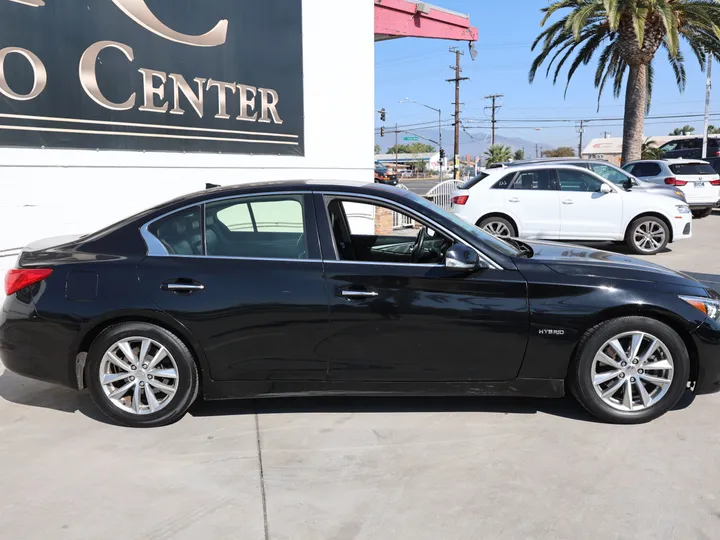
top-left (2, 181), bottom-right (720, 427)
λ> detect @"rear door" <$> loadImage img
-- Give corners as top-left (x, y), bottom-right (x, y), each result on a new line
top-left (557, 168), bottom-right (623, 239)
top-left (138, 193), bottom-right (331, 381)
top-left (503, 169), bottom-right (560, 238)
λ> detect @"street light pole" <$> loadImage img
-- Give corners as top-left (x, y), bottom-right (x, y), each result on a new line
top-left (400, 98), bottom-right (444, 182)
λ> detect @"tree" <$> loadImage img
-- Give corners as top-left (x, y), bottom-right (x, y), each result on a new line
top-left (542, 146), bottom-right (575, 158)
top-left (529, 1), bottom-right (720, 165)
top-left (484, 144), bottom-right (513, 165)
top-left (514, 148), bottom-right (525, 161)
top-left (386, 142), bottom-right (435, 154)
top-left (669, 125), bottom-right (695, 136)
top-left (374, 144), bottom-right (381, 154)
top-left (709, 125), bottom-right (720, 134)
top-left (642, 138), bottom-right (664, 159)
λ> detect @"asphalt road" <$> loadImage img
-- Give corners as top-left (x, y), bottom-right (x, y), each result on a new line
top-left (2, 215), bottom-right (720, 539)
top-left (401, 179), bottom-right (441, 196)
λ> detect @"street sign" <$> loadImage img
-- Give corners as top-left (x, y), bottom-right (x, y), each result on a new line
top-left (403, 136), bottom-right (419, 141)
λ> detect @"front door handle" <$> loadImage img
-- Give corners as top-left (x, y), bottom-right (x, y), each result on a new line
top-left (340, 289), bottom-right (379, 299)
top-left (562, 199), bottom-right (575, 205)
top-left (162, 281), bottom-right (205, 292)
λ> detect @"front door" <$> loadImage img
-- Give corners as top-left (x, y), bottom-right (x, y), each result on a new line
top-left (138, 193), bottom-right (330, 381)
top-left (504, 169), bottom-right (560, 239)
top-left (317, 195), bottom-right (529, 382)
top-left (557, 169), bottom-right (623, 239)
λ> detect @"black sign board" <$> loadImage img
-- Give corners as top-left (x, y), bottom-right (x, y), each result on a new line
top-left (0, 0), bottom-right (304, 155)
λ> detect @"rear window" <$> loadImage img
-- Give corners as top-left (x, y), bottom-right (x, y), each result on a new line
top-left (669, 163), bottom-right (716, 175)
top-left (462, 172), bottom-right (490, 189)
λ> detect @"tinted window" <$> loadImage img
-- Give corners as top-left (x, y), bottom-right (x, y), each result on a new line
top-left (509, 170), bottom-right (555, 190)
top-left (660, 141), bottom-right (679, 152)
top-left (705, 157), bottom-right (720, 174)
top-left (149, 206), bottom-right (203, 256)
top-left (462, 172), bottom-right (490, 189)
top-left (557, 169), bottom-right (604, 192)
top-left (589, 163), bottom-right (631, 185)
top-left (628, 162), bottom-right (662, 177)
top-left (205, 195), bottom-right (308, 259)
top-left (669, 163), bottom-right (717, 175)
top-left (710, 139), bottom-right (720, 148)
top-left (491, 172), bottom-right (516, 189)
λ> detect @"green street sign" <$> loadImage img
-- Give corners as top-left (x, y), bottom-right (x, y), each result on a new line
top-left (403, 136), bottom-right (419, 141)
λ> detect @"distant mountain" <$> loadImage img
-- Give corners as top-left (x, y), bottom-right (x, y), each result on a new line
top-left (375, 127), bottom-right (542, 159)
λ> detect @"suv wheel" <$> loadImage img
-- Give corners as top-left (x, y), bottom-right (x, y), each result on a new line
top-left (625, 216), bottom-right (669, 255)
top-left (692, 208), bottom-right (713, 219)
top-left (571, 317), bottom-right (689, 424)
top-left (478, 216), bottom-right (516, 238)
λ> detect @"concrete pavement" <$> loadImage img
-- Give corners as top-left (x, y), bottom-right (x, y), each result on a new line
top-left (2, 215), bottom-right (720, 539)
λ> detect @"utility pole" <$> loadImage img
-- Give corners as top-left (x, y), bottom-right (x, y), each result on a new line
top-left (535, 144), bottom-right (539, 158)
top-left (484, 94), bottom-right (504, 146)
top-left (394, 123), bottom-right (398, 175)
top-left (703, 53), bottom-right (713, 159)
top-left (447, 48), bottom-right (469, 180)
top-left (576, 120), bottom-right (585, 158)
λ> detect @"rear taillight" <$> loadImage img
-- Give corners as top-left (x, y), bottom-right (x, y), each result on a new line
top-left (451, 195), bottom-right (469, 205)
top-left (665, 177), bottom-right (688, 186)
top-left (4, 268), bottom-right (53, 296)
top-left (714, 150), bottom-right (720, 157)
top-left (711, 180), bottom-right (720, 186)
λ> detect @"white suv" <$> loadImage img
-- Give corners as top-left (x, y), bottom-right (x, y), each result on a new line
top-left (450, 164), bottom-right (692, 255)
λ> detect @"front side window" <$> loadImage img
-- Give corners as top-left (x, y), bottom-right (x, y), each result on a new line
top-left (205, 195), bottom-right (308, 259)
top-left (557, 169), bottom-right (605, 192)
top-left (589, 163), bottom-right (631, 185)
top-left (509, 169), bottom-right (555, 190)
top-left (660, 141), bottom-right (678, 152)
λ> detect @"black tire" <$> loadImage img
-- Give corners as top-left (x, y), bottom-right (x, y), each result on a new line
top-left (478, 216), bottom-right (517, 238)
top-left (570, 317), bottom-right (689, 424)
top-left (692, 208), bottom-right (713, 219)
top-left (86, 322), bottom-right (199, 428)
top-left (625, 216), bottom-right (669, 255)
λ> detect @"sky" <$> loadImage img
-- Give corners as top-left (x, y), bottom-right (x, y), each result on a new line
top-left (374, 0), bottom-right (718, 154)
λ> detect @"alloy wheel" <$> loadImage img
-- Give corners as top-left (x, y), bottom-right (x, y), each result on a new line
top-left (591, 331), bottom-right (674, 412)
top-left (633, 221), bottom-right (666, 253)
top-left (483, 221), bottom-right (511, 238)
top-left (98, 337), bottom-right (179, 415)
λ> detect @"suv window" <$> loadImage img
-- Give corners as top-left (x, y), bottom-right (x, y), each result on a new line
top-left (557, 169), bottom-right (605, 192)
top-left (462, 172), bottom-right (490, 189)
top-left (588, 163), bottom-right (631, 185)
top-left (626, 162), bottom-right (662, 177)
top-left (149, 206), bottom-right (203, 256)
top-left (509, 169), bottom-right (555, 190)
top-left (491, 172), bottom-right (516, 189)
top-left (205, 195), bottom-right (308, 259)
top-left (669, 163), bottom-right (717, 176)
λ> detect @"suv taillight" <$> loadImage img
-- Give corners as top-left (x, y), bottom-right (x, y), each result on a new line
top-left (665, 177), bottom-right (688, 186)
top-left (451, 195), bottom-right (469, 205)
top-left (711, 180), bottom-right (720, 186)
top-left (4, 268), bottom-right (53, 296)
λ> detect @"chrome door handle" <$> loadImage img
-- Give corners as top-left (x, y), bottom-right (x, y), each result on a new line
top-left (508, 197), bottom-right (520, 203)
top-left (340, 290), bottom-right (379, 299)
top-left (163, 282), bottom-right (205, 292)
top-left (562, 199), bottom-right (574, 205)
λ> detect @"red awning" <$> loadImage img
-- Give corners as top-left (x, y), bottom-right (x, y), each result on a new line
top-left (374, 0), bottom-right (478, 42)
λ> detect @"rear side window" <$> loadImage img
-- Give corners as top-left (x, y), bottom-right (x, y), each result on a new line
top-left (491, 172), bottom-right (516, 189)
top-left (509, 169), bottom-right (555, 190)
top-left (462, 172), bottom-right (490, 189)
top-left (149, 206), bottom-right (203, 256)
top-left (669, 163), bottom-right (717, 175)
top-left (628, 162), bottom-right (662, 177)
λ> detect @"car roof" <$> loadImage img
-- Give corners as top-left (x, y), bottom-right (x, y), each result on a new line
top-left (627, 159), bottom-right (709, 165)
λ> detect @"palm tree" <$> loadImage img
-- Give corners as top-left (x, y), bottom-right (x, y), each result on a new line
top-left (641, 138), bottom-right (664, 159)
top-left (529, 1), bottom-right (720, 164)
top-left (670, 125), bottom-right (695, 135)
top-left (484, 145), bottom-right (513, 165)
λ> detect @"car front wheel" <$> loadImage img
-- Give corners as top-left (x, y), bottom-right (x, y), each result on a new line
top-left (86, 322), bottom-right (200, 427)
top-left (571, 317), bottom-right (689, 424)
top-left (625, 216), bottom-right (669, 255)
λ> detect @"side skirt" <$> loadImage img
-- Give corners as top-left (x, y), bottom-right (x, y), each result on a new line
top-left (202, 378), bottom-right (565, 401)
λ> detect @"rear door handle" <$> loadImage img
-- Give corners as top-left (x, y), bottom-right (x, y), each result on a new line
top-left (162, 281), bottom-right (205, 292)
top-left (562, 199), bottom-right (575, 205)
top-left (508, 197), bottom-right (520, 203)
top-left (339, 289), bottom-right (379, 299)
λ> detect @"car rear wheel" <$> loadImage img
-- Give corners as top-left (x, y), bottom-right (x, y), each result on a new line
top-left (691, 208), bottom-right (713, 219)
top-left (86, 322), bottom-right (199, 428)
top-left (478, 216), bottom-right (516, 238)
top-left (625, 216), bottom-right (669, 255)
top-left (570, 317), bottom-right (689, 424)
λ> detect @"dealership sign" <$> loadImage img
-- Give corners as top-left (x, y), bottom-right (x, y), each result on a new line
top-left (0, 0), bottom-right (304, 155)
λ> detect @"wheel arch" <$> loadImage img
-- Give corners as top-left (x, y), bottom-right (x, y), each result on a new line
top-left (72, 310), bottom-right (208, 392)
top-left (476, 212), bottom-right (519, 236)
top-left (625, 212), bottom-right (674, 242)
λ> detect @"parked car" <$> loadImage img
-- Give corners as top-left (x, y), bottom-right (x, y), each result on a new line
top-left (623, 159), bottom-right (720, 218)
top-left (488, 158), bottom-right (686, 202)
top-left (450, 163), bottom-right (692, 255)
top-left (374, 161), bottom-right (398, 186)
top-left (2, 180), bottom-right (719, 426)
top-left (657, 137), bottom-right (720, 159)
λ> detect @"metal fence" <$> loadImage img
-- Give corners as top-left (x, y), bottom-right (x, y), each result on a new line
top-left (392, 184), bottom-right (414, 229)
top-left (425, 180), bottom-right (463, 210)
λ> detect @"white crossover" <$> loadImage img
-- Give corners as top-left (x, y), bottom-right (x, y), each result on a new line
top-left (451, 164), bottom-right (692, 255)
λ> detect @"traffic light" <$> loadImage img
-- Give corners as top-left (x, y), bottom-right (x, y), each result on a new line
top-left (439, 148), bottom-right (445, 159)
top-left (379, 108), bottom-right (386, 122)
top-left (380, 127), bottom-right (385, 137)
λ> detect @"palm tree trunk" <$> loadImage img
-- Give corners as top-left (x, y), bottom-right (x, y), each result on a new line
top-left (621, 64), bottom-right (647, 165)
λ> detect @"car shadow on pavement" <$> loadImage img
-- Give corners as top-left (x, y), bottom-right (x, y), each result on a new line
top-left (0, 369), bottom-right (111, 424)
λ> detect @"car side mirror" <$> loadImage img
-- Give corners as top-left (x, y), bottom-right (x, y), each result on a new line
top-left (600, 183), bottom-right (613, 194)
top-left (445, 244), bottom-right (486, 271)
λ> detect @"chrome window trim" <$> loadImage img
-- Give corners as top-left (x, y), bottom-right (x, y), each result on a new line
top-left (318, 191), bottom-right (503, 270)
top-left (140, 190), bottom-right (311, 257)
top-left (141, 254), bottom-right (323, 263)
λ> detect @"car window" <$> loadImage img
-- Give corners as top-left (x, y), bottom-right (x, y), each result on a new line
top-left (509, 169), bottom-right (555, 190)
top-left (461, 172), bottom-right (490, 189)
top-left (706, 157), bottom-right (720, 174)
top-left (491, 172), bottom-right (516, 189)
top-left (205, 195), bottom-right (308, 259)
top-left (149, 206), bottom-right (203, 256)
top-left (557, 169), bottom-right (605, 192)
top-left (628, 162), bottom-right (662, 177)
top-left (660, 141), bottom-right (678, 152)
top-left (588, 163), bottom-right (631, 185)
top-left (710, 139), bottom-right (720, 148)
top-left (669, 163), bottom-right (717, 176)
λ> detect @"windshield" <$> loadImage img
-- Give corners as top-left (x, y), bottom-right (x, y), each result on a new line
top-left (669, 163), bottom-right (716, 175)
top-left (374, 161), bottom-right (388, 174)
top-left (406, 191), bottom-right (521, 257)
